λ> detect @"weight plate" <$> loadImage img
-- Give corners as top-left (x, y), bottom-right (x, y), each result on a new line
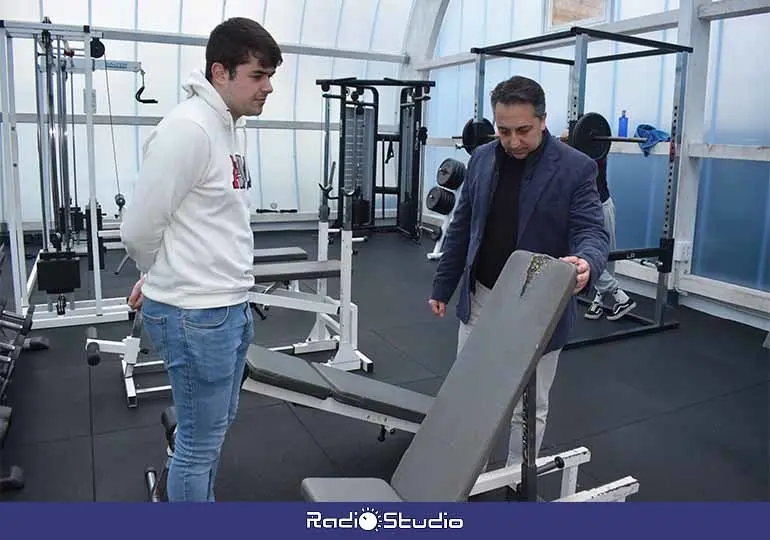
top-left (426, 186), bottom-right (456, 215)
top-left (436, 158), bottom-right (466, 190)
top-left (571, 112), bottom-right (612, 161)
top-left (461, 118), bottom-right (496, 155)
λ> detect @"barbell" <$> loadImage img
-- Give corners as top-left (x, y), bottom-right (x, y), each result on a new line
top-left (456, 112), bottom-right (647, 161)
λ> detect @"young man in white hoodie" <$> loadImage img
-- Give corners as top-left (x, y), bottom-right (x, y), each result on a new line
top-left (120, 18), bottom-right (282, 502)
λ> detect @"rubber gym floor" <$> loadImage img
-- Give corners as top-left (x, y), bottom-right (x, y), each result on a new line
top-left (1, 230), bottom-right (767, 502)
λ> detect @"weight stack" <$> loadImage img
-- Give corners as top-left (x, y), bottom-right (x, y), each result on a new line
top-left (342, 104), bottom-right (376, 228)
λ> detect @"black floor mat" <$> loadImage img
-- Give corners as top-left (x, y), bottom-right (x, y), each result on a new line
top-left (1, 230), bottom-right (768, 502)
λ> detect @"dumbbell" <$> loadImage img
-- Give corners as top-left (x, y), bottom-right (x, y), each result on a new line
top-left (85, 327), bottom-right (101, 366)
top-left (0, 334), bottom-right (26, 356)
top-left (0, 304), bottom-right (35, 335)
top-left (0, 347), bottom-right (22, 370)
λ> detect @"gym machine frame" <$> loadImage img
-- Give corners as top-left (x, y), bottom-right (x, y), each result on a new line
top-left (468, 26), bottom-right (693, 350)
top-left (245, 93), bottom-right (376, 374)
top-left (0, 19), bottom-right (133, 329)
top-left (315, 77), bottom-right (434, 242)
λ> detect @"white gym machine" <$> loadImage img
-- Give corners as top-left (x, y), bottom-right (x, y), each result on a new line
top-left (0, 18), bottom-right (150, 329)
top-left (246, 87), bottom-right (376, 374)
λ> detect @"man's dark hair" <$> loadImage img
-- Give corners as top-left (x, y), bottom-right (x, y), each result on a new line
top-left (490, 76), bottom-right (546, 118)
top-left (205, 17), bottom-right (283, 82)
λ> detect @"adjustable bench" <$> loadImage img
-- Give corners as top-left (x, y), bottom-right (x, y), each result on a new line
top-left (147, 251), bottom-right (639, 502)
top-left (249, 258), bottom-right (372, 373)
top-left (115, 245), bottom-right (308, 275)
top-left (293, 251), bottom-right (640, 503)
top-left (86, 246), bottom-right (313, 409)
top-left (252, 247), bottom-right (308, 264)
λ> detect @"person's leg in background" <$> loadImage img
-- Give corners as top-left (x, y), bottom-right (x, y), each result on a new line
top-left (505, 348), bottom-right (560, 468)
top-left (585, 197), bottom-right (636, 321)
top-left (456, 282), bottom-right (560, 475)
top-left (142, 298), bottom-right (253, 502)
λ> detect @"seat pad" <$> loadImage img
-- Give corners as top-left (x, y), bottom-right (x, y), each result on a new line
top-left (246, 346), bottom-right (332, 400)
top-left (301, 477), bottom-right (403, 502)
top-left (244, 346), bottom-right (433, 423)
top-left (253, 247), bottom-right (308, 264)
top-left (252, 260), bottom-right (341, 283)
top-left (313, 363), bottom-right (434, 424)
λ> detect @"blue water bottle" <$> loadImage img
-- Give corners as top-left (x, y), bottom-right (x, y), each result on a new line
top-left (618, 110), bottom-right (628, 137)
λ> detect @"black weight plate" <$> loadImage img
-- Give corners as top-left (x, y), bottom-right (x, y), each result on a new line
top-left (571, 112), bottom-right (612, 160)
top-left (426, 186), bottom-right (456, 215)
top-left (461, 118), bottom-right (496, 155)
top-left (436, 158), bottom-right (466, 190)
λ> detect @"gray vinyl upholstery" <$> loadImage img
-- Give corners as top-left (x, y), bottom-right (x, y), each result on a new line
top-left (301, 250), bottom-right (576, 502)
top-left (252, 260), bottom-right (341, 283)
top-left (252, 247), bottom-right (308, 264)
top-left (245, 348), bottom-right (434, 421)
top-left (246, 347), bottom-right (333, 400)
top-left (314, 363), bottom-right (434, 423)
top-left (301, 477), bottom-right (404, 502)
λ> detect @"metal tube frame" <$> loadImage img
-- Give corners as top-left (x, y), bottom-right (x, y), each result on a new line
top-left (469, 26), bottom-right (691, 350)
top-left (0, 23), bottom-right (129, 328)
top-left (0, 29), bottom-right (27, 315)
top-left (564, 50), bottom-right (688, 350)
top-left (471, 25), bottom-right (693, 62)
top-left (33, 35), bottom-right (52, 253)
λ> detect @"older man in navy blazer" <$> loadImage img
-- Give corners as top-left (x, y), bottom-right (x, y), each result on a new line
top-left (429, 76), bottom-right (610, 475)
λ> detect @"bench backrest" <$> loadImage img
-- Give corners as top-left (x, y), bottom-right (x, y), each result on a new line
top-left (390, 250), bottom-right (576, 501)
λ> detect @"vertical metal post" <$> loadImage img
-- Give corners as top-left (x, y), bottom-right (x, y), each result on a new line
top-left (43, 30), bottom-right (62, 242)
top-left (655, 51), bottom-right (689, 325)
top-left (520, 373), bottom-right (538, 502)
top-left (84, 27), bottom-right (104, 315)
top-left (473, 54), bottom-right (486, 122)
top-left (55, 39), bottom-right (72, 247)
top-left (567, 33), bottom-right (588, 130)
top-left (34, 35), bottom-right (52, 252)
top-left (0, 30), bottom-right (27, 315)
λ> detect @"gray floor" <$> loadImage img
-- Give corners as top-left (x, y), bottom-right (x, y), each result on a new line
top-left (1, 230), bottom-right (768, 502)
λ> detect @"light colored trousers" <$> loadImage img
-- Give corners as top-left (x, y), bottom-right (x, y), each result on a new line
top-left (457, 281), bottom-right (561, 469)
top-left (594, 197), bottom-right (620, 296)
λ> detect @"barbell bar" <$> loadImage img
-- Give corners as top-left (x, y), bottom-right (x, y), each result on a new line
top-left (454, 112), bottom-right (648, 161)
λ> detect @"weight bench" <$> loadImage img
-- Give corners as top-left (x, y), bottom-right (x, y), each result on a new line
top-left (249, 258), bottom-right (372, 373)
top-left (116, 245), bottom-right (308, 275)
top-left (253, 247), bottom-right (308, 264)
top-left (85, 310), bottom-right (168, 408)
top-left (146, 251), bottom-right (638, 502)
top-left (243, 251), bottom-right (639, 502)
top-left (85, 247), bottom-right (313, 409)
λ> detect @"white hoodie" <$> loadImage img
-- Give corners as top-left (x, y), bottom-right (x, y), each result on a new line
top-left (121, 69), bottom-right (254, 309)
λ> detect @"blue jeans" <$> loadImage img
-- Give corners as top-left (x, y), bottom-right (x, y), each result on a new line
top-left (141, 297), bottom-right (254, 502)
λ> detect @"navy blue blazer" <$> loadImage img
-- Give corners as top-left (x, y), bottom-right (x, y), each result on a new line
top-left (431, 132), bottom-right (610, 353)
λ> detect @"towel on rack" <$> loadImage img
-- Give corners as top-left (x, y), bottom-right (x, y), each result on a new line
top-left (634, 124), bottom-right (671, 156)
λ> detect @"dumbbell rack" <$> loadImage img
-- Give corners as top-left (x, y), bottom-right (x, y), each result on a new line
top-left (85, 309), bottom-right (170, 408)
top-left (424, 158), bottom-right (467, 261)
top-left (0, 301), bottom-right (40, 494)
